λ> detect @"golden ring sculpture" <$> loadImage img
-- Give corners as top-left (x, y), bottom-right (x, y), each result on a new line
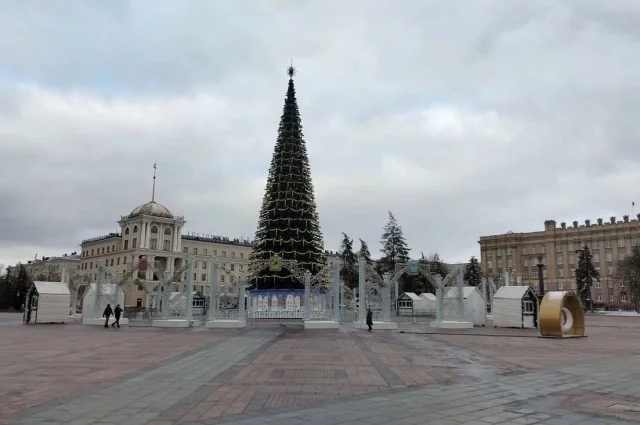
top-left (539, 291), bottom-right (585, 338)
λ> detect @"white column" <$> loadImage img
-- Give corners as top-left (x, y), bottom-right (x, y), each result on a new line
top-left (145, 221), bottom-right (152, 249)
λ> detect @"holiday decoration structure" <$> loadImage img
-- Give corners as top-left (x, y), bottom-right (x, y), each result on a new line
top-left (539, 291), bottom-right (586, 338)
top-left (250, 64), bottom-right (326, 290)
top-left (492, 286), bottom-right (538, 329)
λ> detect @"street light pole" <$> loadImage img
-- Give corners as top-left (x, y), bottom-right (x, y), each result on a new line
top-left (537, 255), bottom-right (545, 299)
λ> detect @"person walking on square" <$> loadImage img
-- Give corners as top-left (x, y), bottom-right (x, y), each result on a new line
top-left (366, 307), bottom-right (373, 332)
top-left (103, 304), bottom-right (113, 328)
top-left (111, 304), bottom-right (122, 328)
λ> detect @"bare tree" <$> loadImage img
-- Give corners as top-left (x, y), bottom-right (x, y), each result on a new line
top-left (615, 247), bottom-right (640, 312)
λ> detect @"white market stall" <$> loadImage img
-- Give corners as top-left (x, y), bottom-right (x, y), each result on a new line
top-left (444, 286), bottom-right (486, 326)
top-left (82, 283), bottom-right (128, 326)
top-left (492, 286), bottom-right (538, 329)
top-left (23, 281), bottom-right (71, 324)
top-left (419, 293), bottom-right (437, 314)
top-left (397, 292), bottom-right (423, 316)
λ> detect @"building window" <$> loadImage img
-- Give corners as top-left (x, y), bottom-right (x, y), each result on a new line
top-left (570, 268), bottom-right (576, 277)
top-left (117, 258), bottom-right (120, 265)
top-left (90, 262), bottom-right (93, 269)
top-left (606, 253), bottom-right (612, 262)
top-left (487, 261), bottom-right (493, 269)
top-left (523, 259), bottom-right (528, 267)
top-left (91, 249), bottom-right (94, 256)
top-left (608, 281), bottom-right (613, 288)
top-left (522, 248), bottom-right (527, 255)
top-left (633, 239), bottom-right (638, 247)
top-left (532, 270), bottom-right (539, 278)
top-left (125, 227), bottom-right (130, 235)
top-left (222, 251), bottom-right (227, 258)
top-left (213, 250), bottom-right (217, 257)
top-left (531, 247), bottom-right (536, 254)
top-left (620, 253), bottom-right (626, 261)
top-left (133, 225), bottom-right (138, 233)
top-left (568, 243), bottom-right (574, 251)
top-left (569, 255), bottom-right (574, 265)
top-left (110, 259), bottom-right (114, 266)
top-left (231, 252), bottom-right (236, 259)
top-left (123, 256), bottom-right (127, 264)
top-left (163, 240), bottom-right (171, 251)
top-left (523, 300), bottom-right (534, 314)
top-left (203, 249), bottom-right (208, 256)
top-left (543, 270), bottom-right (547, 278)
top-left (183, 247), bottom-right (188, 253)
top-left (592, 242), bottom-right (599, 250)
top-left (558, 269), bottom-right (564, 278)
top-left (107, 246), bottom-right (110, 253)
top-left (610, 294), bottom-right (614, 302)
top-left (240, 265), bottom-right (244, 271)
top-left (124, 240), bottom-right (129, 250)
top-left (559, 283), bottom-right (564, 290)
top-left (595, 281), bottom-right (601, 288)
top-left (230, 264), bottom-right (235, 271)
top-left (240, 253), bottom-right (244, 259)
top-left (112, 245), bottom-right (115, 252)
top-left (132, 238), bottom-right (137, 249)
top-left (201, 273), bottom-right (207, 281)
top-left (193, 273), bottom-right (197, 281)
top-left (150, 239), bottom-right (158, 250)
top-left (618, 239), bottom-right (626, 248)
top-left (202, 262), bottom-right (207, 269)
top-left (507, 259), bottom-right (512, 268)
top-left (540, 247), bottom-right (545, 254)
top-left (608, 267), bottom-right (614, 275)
top-left (594, 254), bottom-right (599, 263)
top-left (193, 248), bottom-right (198, 255)
top-left (497, 260), bottom-right (503, 268)
top-left (496, 250), bottom-right (502, 257)
top-left (220, 275), bottom-right (225, 283)
top-left (620, 281), bottom-right (625, 288)
top-left (621, 293), bottom-right (628, 302)
top-left (557, 256), bottom-right (563, 265)
top-left (597, 294), bottom-right (602, 302)
top-left (151, 226), bottom-right (158, 234)
top-left (605, 241), bottom-right (611, 249)
top-left (507, 248), bottom-right (512, 256)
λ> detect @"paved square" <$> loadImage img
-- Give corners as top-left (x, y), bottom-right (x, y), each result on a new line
top-left (2, 313), bottom-right (640, 424)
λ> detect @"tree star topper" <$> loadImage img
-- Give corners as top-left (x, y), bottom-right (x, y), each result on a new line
top-left (287, 60), bottom-right (296, 78)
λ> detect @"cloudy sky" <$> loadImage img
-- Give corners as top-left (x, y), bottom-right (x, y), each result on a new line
top-left (1, 0), bottom-right (640, 268)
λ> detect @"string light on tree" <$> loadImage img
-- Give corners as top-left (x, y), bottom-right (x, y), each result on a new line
top-left (250, 64), bottom-right (325, 289)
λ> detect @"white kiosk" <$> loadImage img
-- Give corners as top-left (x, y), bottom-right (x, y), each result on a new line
top-left (23, 282), bottom-right (72, 324)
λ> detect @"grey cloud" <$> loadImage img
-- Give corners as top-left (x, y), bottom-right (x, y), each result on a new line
top-left (2, 0), bottom-right (640, 266)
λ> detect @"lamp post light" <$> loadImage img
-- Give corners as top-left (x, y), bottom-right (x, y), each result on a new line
top-left (537, 255), bottom-right (545, 299)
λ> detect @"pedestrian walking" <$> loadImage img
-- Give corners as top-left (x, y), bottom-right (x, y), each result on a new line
top-left (103, 304), bottom-right (113, 328)
top-left (366, 307), bottom-right (373, 332)
top-left (112, 304), bottom-right (122, 328)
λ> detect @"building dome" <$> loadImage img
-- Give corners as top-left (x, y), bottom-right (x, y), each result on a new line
top-left (128, 202), bottom-right (174, 219)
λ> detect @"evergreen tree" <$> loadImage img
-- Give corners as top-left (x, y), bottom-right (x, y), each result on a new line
top-left (378, 212), bottom-right (410, 273)
top-left (13, 264), bottom-right (30, 310)
top-left (358, 239), bottom-right (373, 266)
top-left (250, 66), bottom-right (325, 289)
top-left (575, 244), bottom-right (599, 310)
top-left (0, 268), bottom-right (14, 310)
top-left (464, 256), bottom-right (483, 286)
top-left (339, 233), bottom-right (358, 289)
top-left (616, 247), bottom-right (640, 312)
top-left (426, 253), bottom-right (449, 279)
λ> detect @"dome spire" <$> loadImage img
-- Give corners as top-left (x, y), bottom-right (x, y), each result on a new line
top-left (152, 163), bottom-right (157, 203)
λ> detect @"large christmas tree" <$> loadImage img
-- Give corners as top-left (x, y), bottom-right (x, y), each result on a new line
top-left (250, 66), bottom-right (325, 289)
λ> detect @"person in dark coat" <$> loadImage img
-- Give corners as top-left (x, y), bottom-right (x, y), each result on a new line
top-left (366, 308), bottom-right (373, 331)
top-left (112, 304), bottom-right (123, 328)
top-left (103, 304), bottom-right (113, 328)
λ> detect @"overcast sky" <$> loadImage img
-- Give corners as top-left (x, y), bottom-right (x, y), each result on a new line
top-left (1, 0), bottom-right (640, 269)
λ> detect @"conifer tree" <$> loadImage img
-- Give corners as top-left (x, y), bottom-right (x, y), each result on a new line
top-left (575, 244), bottom-right (599, 310)
top-left (0, 267), bottom-right (14, 310)
top-left (250, 66), bottom-right (325, 289)
top-left (426, 253), bottom-right (449, 279)
top-left (13, 265), bottom-right (30, 310)
top-left (339, 233), bottom-right (358, 289)
top-left (378, 212), bottom-right (411, 275)
top-left (464, 256), bottom-right (483, 286)
top-left (358, 239), bottom-right (373, 266)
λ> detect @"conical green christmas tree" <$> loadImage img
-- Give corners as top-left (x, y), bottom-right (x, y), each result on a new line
top-left (250, 66), bottom-right (326, 289)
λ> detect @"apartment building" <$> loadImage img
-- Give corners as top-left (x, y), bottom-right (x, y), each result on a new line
top-left (479, 214), bottom-right (640, 308)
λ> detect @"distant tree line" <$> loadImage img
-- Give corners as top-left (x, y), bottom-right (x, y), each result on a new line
top-left (0, 264), bottom-right (31, 311)
top-left (339, 212), bottom-right (484, 294)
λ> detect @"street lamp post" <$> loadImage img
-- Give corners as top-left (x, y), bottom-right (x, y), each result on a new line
top-left (537, 255), bottom-right (545, 299)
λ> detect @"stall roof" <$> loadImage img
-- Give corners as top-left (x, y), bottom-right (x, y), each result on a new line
top-left (445, 286), bottom-right (484, 299)
top-left (494, 286), bottom-right (533, 300)
top-left (34, 281), bottom-right (70, 295)
top-left (399, 292), bottom-right (421, 301)
top-left (419, 293), bottom-right (436, 301)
